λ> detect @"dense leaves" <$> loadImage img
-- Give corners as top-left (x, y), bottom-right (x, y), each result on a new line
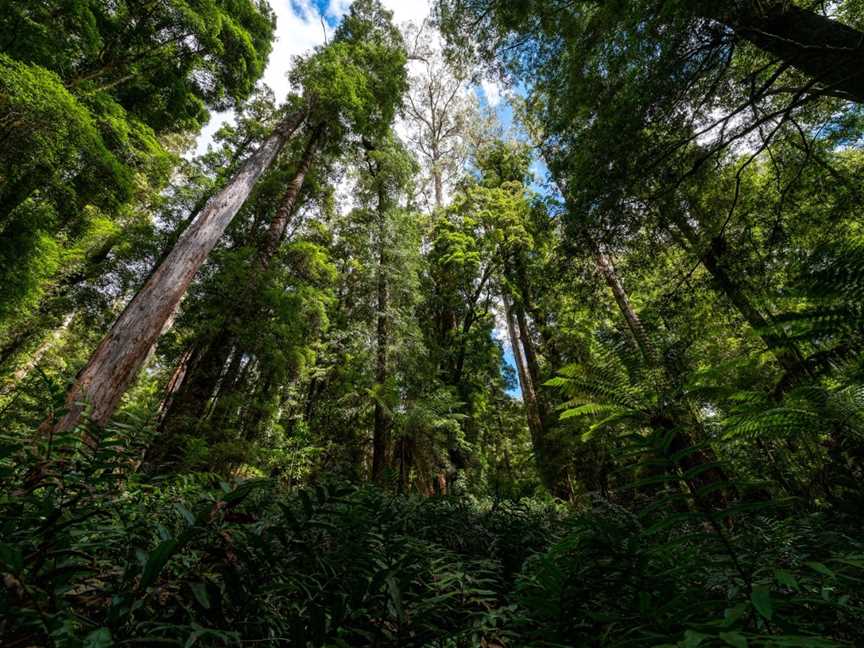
top-left (3, 0), bottom-right (864, 646)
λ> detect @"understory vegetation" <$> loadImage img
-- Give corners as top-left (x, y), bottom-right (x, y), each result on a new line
top-left (3, 0), bottom-right (864, 646)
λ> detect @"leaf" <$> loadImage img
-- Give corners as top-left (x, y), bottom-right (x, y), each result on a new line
top-left (190, 582), bottom-right (211, 609)
top-left (83, 628), bottom-right (113, 648)
top-left (0, 543), bottom-right (23, 573)
top-left (751, 588), bottom-right (773, 621)
top-left (386, 576), bottom-right (405, 623)
top-left (221, 479), bottom-right (265, 506)
top-left (805, 561), bottom-right (836, 578)
top-left (139, 538), bottom-right (179, 590)
top-left (718, 632), bottom-right (748, 648)
top-left (175, 503), bottom-right (195, 527)
top-left (774, 569), bottom-right (799, 591)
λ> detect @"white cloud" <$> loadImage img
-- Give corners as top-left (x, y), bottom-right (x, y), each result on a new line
top-left (265, 0), bottom-right (334, 103)
top-left (480, 78), bottom-right (503, 107)
top-left (380, 0), bottom-right (431, 26)
top-left (325, 0), bottom-right (431, 29)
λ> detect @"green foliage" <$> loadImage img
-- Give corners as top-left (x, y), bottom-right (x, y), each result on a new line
top-left (2, 422), bottom-right (862, 646)
top-left (292, 0), bottom-right (407, 141)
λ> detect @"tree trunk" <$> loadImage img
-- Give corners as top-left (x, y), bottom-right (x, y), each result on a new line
top-left (152, 123), bottom-right (321, 456)
top-left (719, 2), bottom-right (864, 103)
top-left (432, 146), bottom-right (444, 209)
top-left (504, 294), bottom-right (542, 437)
top-left (593, 248), bottom-right (658, 365)
top-left (258, 124), bottom-right (324, 269)
top-left (157, 347), bottom-right (193, 421)
top-left (505, 292), bottom-right (568, 498)
top-left (592, 240), bottom-right (728, 508)
top-left (514, 254), bottom-right (562, 370)
top-left (52, 109), bottom-right (306, 436)
top-left (670, 216), bottom-right (803, 373)
top-left (395, 434), bottom-right (415, 493)
top-left (143, 331), bottom-right (234, 470)
top-left (371, 184), bottom-right (390, 484)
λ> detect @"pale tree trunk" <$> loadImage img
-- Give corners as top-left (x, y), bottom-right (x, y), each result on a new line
top-left (503, 293), bottom-right (541, 435)
top-left (432, 143), bottom-right (444, 209)
top-left (53, 109), bottom-right (306, 436)
top-left (593, 248), bottom-right (658, 365)
top-left (151, 123), bottom-right (322, 453)
top-left (504, 292), bottom-right (569, 497)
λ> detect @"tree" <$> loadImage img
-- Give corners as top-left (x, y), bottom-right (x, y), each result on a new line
top-left (51, 0), bottom-right (409, 436)
top-left (401, 20), bottom-right (478, 210)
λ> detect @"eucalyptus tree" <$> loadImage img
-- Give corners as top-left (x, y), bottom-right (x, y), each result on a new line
top-left (0, 0), bottom-right (276, 421)
top-left (401, 20), bottom-right (480, 210)
top-left (52, 0), bottom-right (409, 435)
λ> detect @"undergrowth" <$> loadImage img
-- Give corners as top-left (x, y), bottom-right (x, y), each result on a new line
top-left (1, 423), bottom-right (863, 647)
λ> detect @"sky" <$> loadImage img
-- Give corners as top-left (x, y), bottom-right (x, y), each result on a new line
top-left (192, 0), bottom-right (521, 395)
top-left (193, 0), bottom-right (506, 155)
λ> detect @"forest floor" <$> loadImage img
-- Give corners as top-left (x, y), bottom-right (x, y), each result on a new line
top-left (2, 428), bottom-right (864, 647)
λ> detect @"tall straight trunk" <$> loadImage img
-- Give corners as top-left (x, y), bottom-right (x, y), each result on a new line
top-left (593, 248), bottom-right (658, 365)
top-left (206, 346), bottom-right (245, 427)
top-left (670, 216), bottom-right (803, 373)
top-left (504, 294), bottom-right (542, 437)
top-left (395, 434), bottom-right (416, 493)
top-left (143, 331), bottom-right (233, 470)
top-left (505, 293), bottom-right (568, 498)
top-left (241, 367), bottom-right (274, 442)
top-left (591, 238), bottom-right (728, 507)
top-left (513, 299), bottom-right (546, 419)
top-left (371, 188), bottom-right (390, 484)
top-left (52, 109), bottom-right (306, 436)
top-left (514, 254), bottom-right (562, 370)
top-left (157, 347), bottom-right (193, 421)
top-left (432, 146), bottom-right (444, 209)
top-left (258, 124), bottom-right (324, 269)
top-left (716, 2), bottom-right (864, 103)
top-left (153, 124), bottom-right (321, 454)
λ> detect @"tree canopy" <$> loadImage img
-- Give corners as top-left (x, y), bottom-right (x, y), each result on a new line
top-left (2, 1), bottom-right (864, 646)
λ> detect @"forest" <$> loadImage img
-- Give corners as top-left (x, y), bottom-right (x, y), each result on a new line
top-left (1, 0), bottom-right (864, 645)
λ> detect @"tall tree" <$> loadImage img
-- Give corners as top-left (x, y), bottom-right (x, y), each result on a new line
top-left (52, 0), bottom-right (409, 435)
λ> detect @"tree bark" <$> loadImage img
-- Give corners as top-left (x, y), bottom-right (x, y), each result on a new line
top-left (591, 239), bottom-right (728, 508)
top-left (143, 331), bottom-right (234, 470)
top-left (504, 293), bottom-right (542, 437)
top-left (258, 124), bottom-right (324, 269)
top-left (505, 292), bottom-right (569, 498)
top-left (152, 123), bottom-right (322, 457)
top-left (371, 179), bottom-right (390, 484)
top-left (719, 2), bottom-right (864, 103)
top-left (593, 248), bottom-right (658, 365)
top-left (52, 109), bottom-right (306, 436)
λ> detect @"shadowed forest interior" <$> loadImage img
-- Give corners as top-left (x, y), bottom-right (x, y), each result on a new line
top-left (2, 0), bottom-right (864, 646)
